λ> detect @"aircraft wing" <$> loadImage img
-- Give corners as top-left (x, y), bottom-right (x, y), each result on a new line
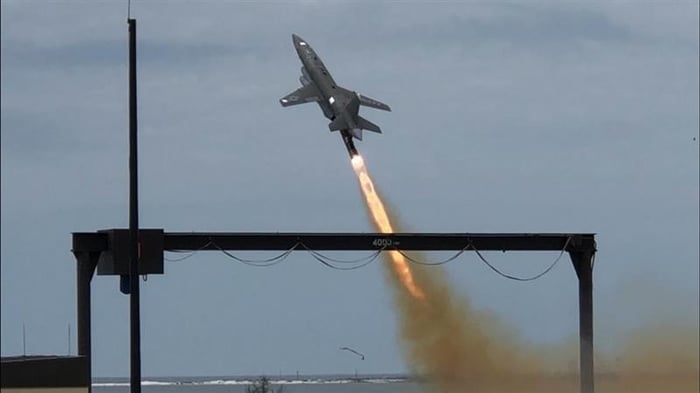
top-left (280, 84), bottom-right (321, 107)
top-left (358, 94), bottom-right (391, 112)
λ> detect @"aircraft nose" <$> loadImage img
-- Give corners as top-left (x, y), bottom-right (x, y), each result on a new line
top-left (292, 34), bottom-right (304, 46)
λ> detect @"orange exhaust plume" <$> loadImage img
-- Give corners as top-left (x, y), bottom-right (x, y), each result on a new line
top-left (351, 155), bottom-right (424, 300)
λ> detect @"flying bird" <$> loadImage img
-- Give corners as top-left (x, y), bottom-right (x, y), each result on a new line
top-left (339, 346), bottom-right (365, 360)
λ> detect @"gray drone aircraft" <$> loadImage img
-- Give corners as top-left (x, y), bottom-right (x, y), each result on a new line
top-left (280, 34), bottom-right (391, 157)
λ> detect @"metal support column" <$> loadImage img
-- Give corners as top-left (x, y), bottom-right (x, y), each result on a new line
top-left (74, 251), bottom-right (99, 393)
top-left (570, 250), bottom-right (595, 393)
top-left (127, 17), bottom-right (142, 393)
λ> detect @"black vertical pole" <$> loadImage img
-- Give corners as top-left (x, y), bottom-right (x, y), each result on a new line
top-left (75, 251), bottom-right (99, 393)
top-left (128, 18), bottom-right (142, 393)
top-left (571, 251), bottom-right (595, 393)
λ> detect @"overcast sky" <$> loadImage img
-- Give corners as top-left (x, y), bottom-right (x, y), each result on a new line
top-left (1, 0), bottom-right (698, 378)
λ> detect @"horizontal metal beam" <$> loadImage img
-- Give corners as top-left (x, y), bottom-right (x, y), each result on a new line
top-left (72, 232), bottom-right (108, 253)
top-left (165, 232), bottom-right (595, 252)
top-left (73, 231), bottom-right (595, 253)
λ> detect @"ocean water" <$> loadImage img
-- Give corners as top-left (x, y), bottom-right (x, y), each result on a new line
top-left (93, 375), bottom-right (700, 393)
top-left (93, 376), bottom-right (423, 393)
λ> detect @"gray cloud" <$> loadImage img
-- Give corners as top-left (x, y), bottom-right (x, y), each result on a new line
top-left (382, 4), bottom-right (632, 48)
top-left (1, 39), bottom-right (268, 69)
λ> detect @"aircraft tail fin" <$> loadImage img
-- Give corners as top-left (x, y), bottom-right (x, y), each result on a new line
top-left (328, 97), bottom-right (382, 139)
top-left (356, 115), bottom-right (382, 134)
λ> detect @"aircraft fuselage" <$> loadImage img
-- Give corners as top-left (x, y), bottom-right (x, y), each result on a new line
top-left (281, 34), bottom-right (391, 157)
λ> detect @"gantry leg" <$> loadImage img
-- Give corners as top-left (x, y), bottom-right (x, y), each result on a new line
top-left (570, 250), bottom-right (595, 393)
top-left (74, 251), bottom-right (99, 393)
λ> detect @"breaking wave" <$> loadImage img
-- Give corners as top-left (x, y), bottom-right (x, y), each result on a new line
top-left (93, 376), bottom-right (408, 387)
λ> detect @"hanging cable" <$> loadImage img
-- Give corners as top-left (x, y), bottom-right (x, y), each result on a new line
top-left (470, 237), bottom-right (572, 282)
top-left (304, 249), bottom-right (381, 270)
top-left (162, 237), bottom-right (574, 277)
top-left (298, 242), bottom-right (385, 270)
top-left (165, 241), bottom-right (214, 262)
top-left (397, 244), bottom-right (472, 266)
top-left (166, 240), bottom-right (380, 269)
top-left (211, 241), bottom-right (299, 267)
top-left (298, 242), bottom-right (385, 264)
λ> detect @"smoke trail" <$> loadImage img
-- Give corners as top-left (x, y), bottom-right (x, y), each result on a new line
top-left (351, 155), bottom-right (541, 392)
top-left (350, 154), bottom-right (699, 393)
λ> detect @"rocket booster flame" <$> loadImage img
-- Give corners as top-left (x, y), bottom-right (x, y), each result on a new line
top-left (350, 155), bottom-right (425, 300)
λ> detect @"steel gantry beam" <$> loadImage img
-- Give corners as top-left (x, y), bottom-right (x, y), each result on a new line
top-left (72, 230), bottom-right (596, 393)
top-left (73, 231), bottom-right (594, 252)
